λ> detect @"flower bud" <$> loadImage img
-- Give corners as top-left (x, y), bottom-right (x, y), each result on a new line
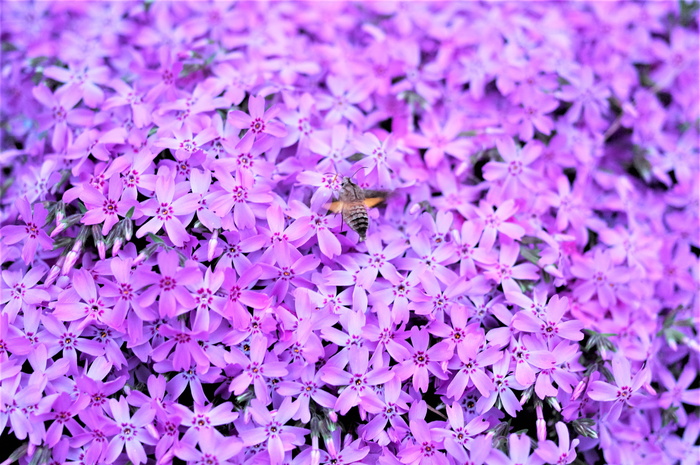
top-left (207, 229), bottom-right (219, 261)
top-left (536, 403), bottom-right (546, 442)
top-left (112, 237), bottom-right (123, 256)
top-left (123, 218), bottom-right (133, 241)
top-left (45, 263), bottom-right (62, 286)
top-left (571, 378), bottom-right (587, 401)
top-left (62, 250), bottom-right (80, 275)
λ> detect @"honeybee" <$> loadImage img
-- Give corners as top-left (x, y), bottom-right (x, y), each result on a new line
top-left (327, 177), bottom-right (388, 242)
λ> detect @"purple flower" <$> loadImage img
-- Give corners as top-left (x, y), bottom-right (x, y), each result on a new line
top-left (321, 346), bottom-right (393, 415)
top-left (1, 267), bottom-right (50, 322)
top-left (104, 397), bottom-right (157, 465)
top-left (433, 404), bottom-right (490, 463)
top-left (510, 294), bottom-right (584, 344)
top-left (43, 62), bottom-right (111, 108)
top-left (476, 355), bottom-right (524, 417)
top-left (226, 335), bottom-right (288, 403)
top-left (174, 429), bottom-right (243, 465)
top-left (490, 433), bottom-right (544, 465)
top-left (404, 112), bottom-right (474, 168)
top-left (397, 419), bottom-right (446, 465)
top-left (276, 364), bottom-right (337, 423)
top-left (483, 139), bottom-right (543, 200)
top-left (209, 169), bottom-right (273, 230)
top-left (32, 84), bottom-right (94, 151)
top-left (444, 323), bottom-right (502, 399)
top-left (587, 353), bottom-right (650, 421)
top-left (227, 95), bottom-right (287, 152)
top-left (394, 326), bottom-right (450, 394)
top-left (238, 398), bottom-right (309, 465)
top-left (136, 166), bottom-right (199, 246)
top-left (136, 250), bottom-right (198, 318)
top-left (0, 197), bottom-right (53, 264)
top-left (535, 422), bottom-right (579, 465)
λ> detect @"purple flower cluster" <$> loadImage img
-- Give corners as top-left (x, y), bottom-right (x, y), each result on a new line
top-left (1, 2), bottom-right (699, 465)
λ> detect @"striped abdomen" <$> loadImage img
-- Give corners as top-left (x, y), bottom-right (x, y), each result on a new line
top-left (343, 202), bottom-right (369, 242)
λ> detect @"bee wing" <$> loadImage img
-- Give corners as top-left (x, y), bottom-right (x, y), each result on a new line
top-left (325, 200), bottom-right (345, 213)
top-left (363, 197), bottom-right (386, 208)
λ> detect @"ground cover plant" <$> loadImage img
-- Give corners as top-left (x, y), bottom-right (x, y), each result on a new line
top-left (0, 2), bottom-right (699, 464)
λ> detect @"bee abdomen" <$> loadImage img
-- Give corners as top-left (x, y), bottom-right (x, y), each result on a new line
top-left (343, 204), bottom-right (369, 241)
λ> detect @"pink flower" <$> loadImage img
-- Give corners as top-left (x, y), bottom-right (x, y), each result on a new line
top-left (80, 175), bottom-right (135, 235)
top-left (43, 62), bottom-right (111, 108)
top-left (474, 199), bottom-right (525, 250)
top-left (483, 138), bottom-right (543, 201)
top-left (0, 197), bottom-right (53, 264)
top-left (0, 267), bottom-right (50, 323)
top-left (535, 422), bottom-right (579, 465)
top-left (405, 112), bottom-right (474, 168)
top-left (136, 250), bottom-right (199, 318)
top-left (238, 398), bottom-right (308, 465)
top-left (588, 352), bottom-right (650, 421)
top-left (32, 84), bottom-right (94, 151)
top-left (105, 398), bottom-right (157, 465)
top-left (136, 166), bottom-right (199, 247)
top-left (227, 95), bottom-right (287, 152)
top-left (103, 79), bottom-right (154, 128)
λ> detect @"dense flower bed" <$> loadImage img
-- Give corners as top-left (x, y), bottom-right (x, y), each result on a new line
top-left (1, 2), bottom-right (699, 465)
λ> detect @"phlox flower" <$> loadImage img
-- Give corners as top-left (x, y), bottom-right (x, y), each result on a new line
top-left (32, 84), bottom-right (94, 151)
top-left (587, 352), bottom-right (650, 421)
top-left (104, 397), bottom-right (157, 465)
top-left (352, 131), bottom-right (401, 188)
top-left (535, 422), bottom-right (579, 465)
top-left (316, 74), bottom-right (371, 127)
top-left (484, 240), bottom-right (539, 288)
top-left (103, 79), bottom-right (154, 128)
top-left (433, 404), bottom-right (490, 463)
top-left (570, 249), bottom-right (630, 309)
top-left (220, 265), bottom-right (270, 328)
top-left (150, 320), bottom-right (211, 374)
top-left (510, 293), bottom-right (584, 345)
top-left (476, 356), bottom-right (524, 417)
top-left (404, 111), bottom-right (473, 168)
top-left (80, 174), bottom-right (135, 235)
top-left (210, 168), bottom-right (273, 230)
top-left (509, 335), bottom-right (557, 388)
top-left (53, 269), bottom-right (112, 331)
top-left (276, 364), bottom-right (337, 424)
top-left (489, 433), bottom-right (544, 465)
top-left (99, 256), bottom-right (156, 341)
top-left (171, 401), bottom-right (239, 445)
top-left (444, 323), bottom-right (502, 399)
top-left (474, 199), bottom-right (525, 250)
top-left (321, 346), bottom-right (393, 415)
top-left (226, 335), bottom-right (288, 403)
top-left (227, 95), bottom-right (287, 152)
top-left (557, 66), bottom-right (610, 131)
top-left (358, 376), bottom-right (410, 443)
top-left (136, 250), bottom-right (199, 318)
top-left (1, 266), bottom-right (50, 323)
top-left (394, 326), bottom-right (450, 394)
top-left (238, 398), bottom-right (309, 465)
top-left (483, 138), bottom-right (543, 202)
top-left (0, 197), bottom-right (53, 264)
top-left (136, 166), bottom-right (200, 247)
top-left (42, 61), bottom-right (111, 108)
top-left (397, 418), bottom-right (446, 465)
top-left (657, 365), bottom-right (700, 426)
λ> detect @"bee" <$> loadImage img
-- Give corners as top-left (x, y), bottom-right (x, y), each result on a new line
top-left (327, 176), bottom-right (387, 242)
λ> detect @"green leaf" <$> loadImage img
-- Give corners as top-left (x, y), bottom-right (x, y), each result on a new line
top-left (148, 233), bottom-right (166, 245)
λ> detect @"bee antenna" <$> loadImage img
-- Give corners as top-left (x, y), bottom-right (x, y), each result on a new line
top-left (347, 166), bottom-right (368, 179)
